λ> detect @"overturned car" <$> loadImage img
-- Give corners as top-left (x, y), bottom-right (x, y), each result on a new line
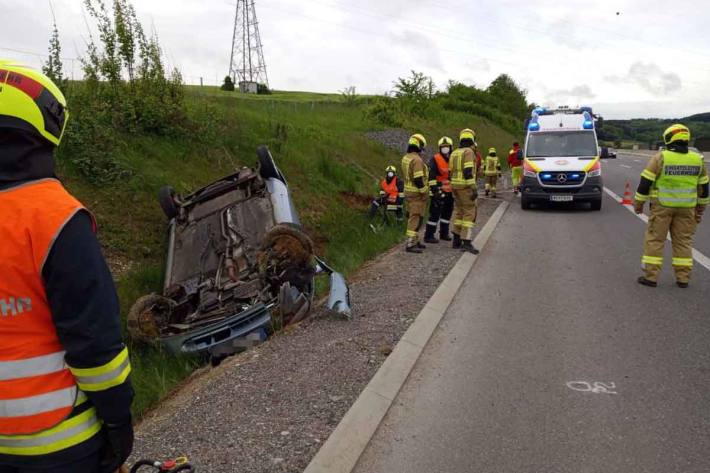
top-left (128, 146), bottom-right (351, 357)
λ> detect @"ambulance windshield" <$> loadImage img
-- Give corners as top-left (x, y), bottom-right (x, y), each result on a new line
top-left (527, 131), bottom-right (597, 158)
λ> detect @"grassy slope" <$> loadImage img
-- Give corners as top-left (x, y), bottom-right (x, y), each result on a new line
top-left (57, 87), bottom-right (518, 416)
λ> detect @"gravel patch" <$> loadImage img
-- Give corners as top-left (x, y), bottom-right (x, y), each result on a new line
top-left (131, 199), bottom-right (501, 473)
top-left (366, 129), bottom-right (434, 161)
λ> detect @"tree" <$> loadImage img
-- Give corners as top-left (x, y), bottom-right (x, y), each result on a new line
top-left (257, 83), bottom-right (271, 95)
top-left (221, 75), bottom-right (235, 91)
top-left (486, 74), bottom-right (528, 121)
top-left (393, 70), bottom-right (432, 100)
top-left (43, 17), bottom-right (66, 92)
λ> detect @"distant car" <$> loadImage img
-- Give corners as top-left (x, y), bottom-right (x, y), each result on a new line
top-left (127, 146), bottom-right (351, 358)
top-left (600, 146), bottom-right (617, 159)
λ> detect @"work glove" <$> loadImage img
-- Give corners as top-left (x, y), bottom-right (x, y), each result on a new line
top-left (469, 187), bottom-right (478, 201)
top-left (100, 418), bottom-right (134, 473)
top-left (633, 200), bottom-right (644, 214)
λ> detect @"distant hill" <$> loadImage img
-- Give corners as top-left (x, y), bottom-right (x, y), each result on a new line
top-left (598, 114), bottom-right (710, 149)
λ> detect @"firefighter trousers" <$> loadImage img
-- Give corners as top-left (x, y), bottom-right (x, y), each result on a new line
top-left (405, 192), bottom-right (427, 247)
top-left (485, 175), bottom-right (498, 193)
top-left (425, 192), bottom-right (454, 238)
top-left (451, 188), bottom-right (477, 241)
top-left (642, 204), bottom-right (697, 283)
top-left (511, 166), bottom-right (523, 189)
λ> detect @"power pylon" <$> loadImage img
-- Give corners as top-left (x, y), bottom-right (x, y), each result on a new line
top-left (229, 0), bottom-right (269, 91)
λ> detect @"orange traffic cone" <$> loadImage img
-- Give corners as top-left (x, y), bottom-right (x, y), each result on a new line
top-left (621, 180), bottom-right (634, 205)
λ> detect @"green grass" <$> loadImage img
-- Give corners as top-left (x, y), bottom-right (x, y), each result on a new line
top-left (57, 87), bottom-right (518, 418)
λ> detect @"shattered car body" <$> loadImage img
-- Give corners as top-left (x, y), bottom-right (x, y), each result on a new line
top-left (128, 146), bottom-right (351, 357)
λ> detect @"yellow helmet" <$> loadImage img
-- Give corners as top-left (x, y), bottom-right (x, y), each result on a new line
top-left (0, 60), bottom-right (68, 147)
top-left (460, 128), bottom-right (476, 142)
top-left (488, 147), bottom-right (497, 155)
top-left (438, 136), bottom-right (453, 148)
top-left (663, 123), bottom-right (690, 145)
top-left (408, 133), bottom-right (427, 150)
top-left (385, 165), bottom-right (396, 174)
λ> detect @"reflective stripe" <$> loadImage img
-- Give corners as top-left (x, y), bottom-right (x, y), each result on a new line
top-left (461, 221), bottom-right (475, 229)
top-left (642, 255), bottom-right (663, 265)
top-left (0, 408), bottom-right (100, 456)
top-left (464, 179), bottom-right (476, 186)
top-left (404, 185), bottom-right (419, 193)
top-left (641, 169), bottom-right (656, 181)
top-left (463, 162), bottom-right (474, 169)
top-left (440, 219), bottom-right (450, 224)
top-left (427, 220), bottom-right (438, 226)
top-left (406, 230), bottom-right (417, 237)
top-left (658, 197), bottom-right (696, 203)
top-left (657, 187), bottom-right (695, 194)
top-left (0, 386), bottom-right (76, 418)
top-left (413, 171), bottom-right (424, 178)
top-left (0, 352), bottom-right (66, 381)
top-left (428, 180), bottom-right (438, 186)
top-left (69, 347), bottom-right (131, 392)
top-left (454, 219), bottom-right (464, 226)
top-left (386, 205), bottom-right (399, 211)
top-left (672, 258), bottom-right (693, 267)
top-left (635, 192), bottom-right (649, 202)
top-left (700, 175), bottom-right (710, 185)
top-left (698, 197), bottom-right (710, 205)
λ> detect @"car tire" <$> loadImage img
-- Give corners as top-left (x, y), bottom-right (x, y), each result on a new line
top-left (590, 198), bottom-right (602, 211)
top-left (158, 186), bottom-right (179, 219)
top-left (257, 145), bottom-right (280, 180)
top-left (521, 195), bottom-right (532, 210)
top-left (127, 294), bottom-right (176, 345)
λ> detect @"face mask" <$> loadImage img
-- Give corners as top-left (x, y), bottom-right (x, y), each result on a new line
top-left (440, 147), bottom-right (451, 155)
top-left (386, 172), bottom-right (395, 179)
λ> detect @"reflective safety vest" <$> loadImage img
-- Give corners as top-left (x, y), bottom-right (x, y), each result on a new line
top-left (484, 155), bottom-right (499, 176)
top-left (401, 153), bottom-right (428, 194)
top-left (450, 147), bottom-right (476, 189)
top-left (0, 179), bottom-right (102, 454)
top-left (655, 150), bottom-right (704, 208)
top-left (381, 177), bottom-right (400, 203)
top-left (433, 154), bottom-right (452, 193)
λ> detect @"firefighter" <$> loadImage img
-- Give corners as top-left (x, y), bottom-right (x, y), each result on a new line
top-left (402, 133), bottom-right (429, 253)
top-left (635, 124), bottom-right (709, 288)
top-left (0, 61), bottom-right (134, 472)
top-left (450, 129), bottom-right (480, 254)
top-left (508, 141), bottom-right (523, 195)
top-left (424, 136), bottom-right (455, 243)
top-left (368, 165), bottom-right (404, 221)
top-left (483, 147), bottom-right (502, 198)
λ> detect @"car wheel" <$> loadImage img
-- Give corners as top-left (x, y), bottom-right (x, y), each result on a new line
top-left (257, 146), bottom-right (280, 180)
top-left (521, 195), bottom-right (532, 210)
top-left (158, 186), bottom-right (179, 219)
top-left (127, 294), bottom-right (175, 345)
top-left (590, 198), bottom-right (602, 211)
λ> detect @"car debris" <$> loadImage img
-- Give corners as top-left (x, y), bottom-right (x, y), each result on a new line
top-left (128, 146), bottom-right (351, 358)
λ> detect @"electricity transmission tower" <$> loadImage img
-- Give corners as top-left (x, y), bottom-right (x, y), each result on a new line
top-left (229, 0), bottom-right (269, 92)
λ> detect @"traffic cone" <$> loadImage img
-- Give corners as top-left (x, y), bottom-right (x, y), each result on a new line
top-left (621, 180), bottom-right (634, 205)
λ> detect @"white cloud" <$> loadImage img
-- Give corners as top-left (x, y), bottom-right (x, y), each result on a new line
top-left (605, 62), bottom-right (682, 96)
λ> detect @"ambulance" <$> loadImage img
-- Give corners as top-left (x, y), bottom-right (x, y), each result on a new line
top-left (521, 106), bottom-right (603, 210)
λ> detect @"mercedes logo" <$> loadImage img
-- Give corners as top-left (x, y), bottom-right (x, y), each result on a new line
top-left (556, 173), bottom-right (568, 183)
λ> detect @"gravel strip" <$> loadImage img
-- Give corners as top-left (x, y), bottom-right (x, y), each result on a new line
top-left (131, 199), bottom-right (500, 473)
top-left (366, 129), bottom-right (434, 160)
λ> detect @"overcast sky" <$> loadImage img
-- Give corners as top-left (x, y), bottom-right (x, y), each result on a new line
top-left (4, 0), bottom-right (710, 119)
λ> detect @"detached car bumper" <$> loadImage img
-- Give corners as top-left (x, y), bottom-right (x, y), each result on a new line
top-left (521, 176), bottom-right (604, 202)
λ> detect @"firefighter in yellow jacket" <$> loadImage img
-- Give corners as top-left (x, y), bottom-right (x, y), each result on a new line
top-left (483, 147), bottom-right (502, 198)
top-left (402, 134), bottom-right (429, 253)
top-left (449, 129), bottom-right (480, 254)
top-left (635, 124), bottom-right (709, 288)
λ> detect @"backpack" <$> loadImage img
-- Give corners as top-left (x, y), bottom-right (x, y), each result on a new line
top-left (516, 148), bottom-right (523, 161)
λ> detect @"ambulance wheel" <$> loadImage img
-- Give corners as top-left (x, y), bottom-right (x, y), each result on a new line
top-left (521, 195), bottom-right (532, 210)
top-left (590, 198), bottom-right (602, 211)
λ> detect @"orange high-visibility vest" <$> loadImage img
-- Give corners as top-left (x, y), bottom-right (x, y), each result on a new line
top-left (433, 154), bottom-right (452, 192)
top-left (381, 177), bottom-right (400, 203)
top-left (0, 179), bottom-right (91, 435)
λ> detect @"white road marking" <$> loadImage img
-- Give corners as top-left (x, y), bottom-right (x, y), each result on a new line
top-left (620, 164), bottom-right (632, 169)
top-left (603, 186), bottom-right (710, 272)
top-left (566, 381), bottom-right (618, 395)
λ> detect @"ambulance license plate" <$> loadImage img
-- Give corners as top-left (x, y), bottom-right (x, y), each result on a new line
top-left (550, 195), bottom-right (573, 202)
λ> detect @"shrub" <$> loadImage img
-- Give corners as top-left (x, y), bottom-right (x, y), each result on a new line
top-left (364, 96), bottom-right (404, 128)
top-left (220, 75), bottom-right (235, 91)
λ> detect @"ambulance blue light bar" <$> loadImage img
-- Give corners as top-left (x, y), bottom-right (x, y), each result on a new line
top-left (582, 111), bottom-right (594, 129)
top-left (528, 122), bottom-right (540, 131)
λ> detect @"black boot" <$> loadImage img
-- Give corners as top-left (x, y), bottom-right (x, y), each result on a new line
top-left (417, 241), bottom-right (426, 249)
top-left (424, 224), bottom-right (439, 244)
top-left (406, 245), bottom-right (423, 254)
top-left (452, 233), bottom-right (462, 249)
top-left (461, 240), bottom-right (479, 254)
top-left (637, 276), bottom-right (657, 287)
top-left (439, 222), bottom-right (452, 241)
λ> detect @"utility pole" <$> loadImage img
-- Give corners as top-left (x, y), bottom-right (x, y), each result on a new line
top-left (228, 0), bottom-right (269, 93)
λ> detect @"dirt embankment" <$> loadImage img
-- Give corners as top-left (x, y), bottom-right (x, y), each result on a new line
top-left (130, 198), bottom-right (501, 473)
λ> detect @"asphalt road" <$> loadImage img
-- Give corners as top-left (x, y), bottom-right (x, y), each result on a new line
top-left (353, 188), bottom-right (710, 472)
